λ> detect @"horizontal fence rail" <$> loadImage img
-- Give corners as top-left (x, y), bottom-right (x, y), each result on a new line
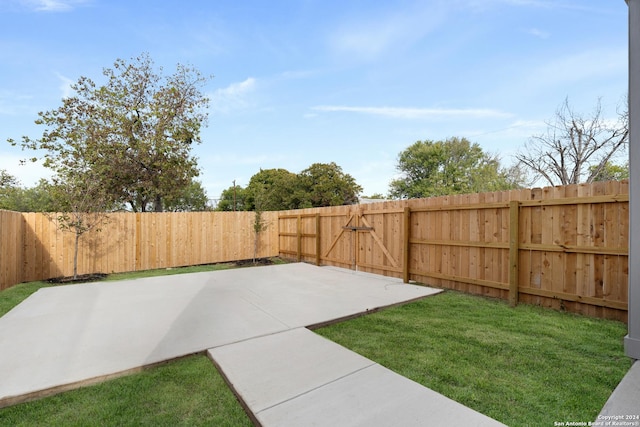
top-left (0, 211), bottom-right (279, 289)
top-left (278, 181), bottom-right (629, 322)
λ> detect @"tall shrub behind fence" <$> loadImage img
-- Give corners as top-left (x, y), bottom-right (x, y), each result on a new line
top-left (0, 211), bottom-right (279, 290)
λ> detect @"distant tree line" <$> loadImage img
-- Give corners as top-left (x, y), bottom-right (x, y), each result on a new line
top-left (388, 137), bottom-right (522, 199)
top-left (0, 170), bottom-right (210, 212)
top-left (216, 162), bottom-right (362, 211)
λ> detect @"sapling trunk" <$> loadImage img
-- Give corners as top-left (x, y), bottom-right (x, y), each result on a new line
top-left (73, 231), bottom-right (80, 280)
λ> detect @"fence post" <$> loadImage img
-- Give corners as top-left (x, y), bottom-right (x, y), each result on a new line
top-left (276, 213), bottom-right (281, 259)
top-left (509, 201), bottom-right (520, 306)
top-left (315, 213), bottom-right (321, 266)
top-left (403, 206), bottom-right (411, 283)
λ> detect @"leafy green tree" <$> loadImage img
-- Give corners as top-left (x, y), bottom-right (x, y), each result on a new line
top-left (0, 170), bottom-right (20, 210)
top-left (589, 161), bottom-right (629, 182)
top-left (297, 162), bottom-right (362, 207)
top-left (163, 180), bottom-right (210, 212)
top-left (216, 184), bottom-right (248, 211)
top-left (245, 168), bottom-right (299, 211)
top-left (10, 53), bottom-right (210, 212)
top-left (12, 179), bottom-right (61, 212)
top-left (218, 163), bottom-right (363, 211)
top-left (389, 137), bottom-right (515, 199)
top-left (49, 173), bottom-right (111, 280)
top-left (252, 192), bottom-right (269, 264)
top-left (0, 170), bottom-right (19, 189)
top-left (502, 163), bottom-right (531, 190)
top-left (361, 193), bottom-right (386, 200)
top-left (0, 172), bottom-right (61, 212)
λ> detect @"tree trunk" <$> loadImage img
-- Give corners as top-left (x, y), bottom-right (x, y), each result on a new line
top-left (73, 232), bottom-right (80, 280)
top-left (253, 233), bottom-right (258, 265)
top-left (154, 194), bottom-right (163, 212)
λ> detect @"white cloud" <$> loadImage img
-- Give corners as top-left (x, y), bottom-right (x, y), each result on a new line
top-left (526, 47), bottom-right (627, 89)
top-left (208, 153), bottom-right (269, 166)
top-left (494, 0), bottom-right (556, 7)
top-left (210, 78), bottom-right (257, 113)
top-left (465, 0), bottom-right (594, 11)
top-left (462, 0), bottom-right (612, 15)
top-left (19, 0), bottom-right (90, 12)
top-left (277, 69), bottom-right (319, 80)
top-left (525, 28), bottom-right (550, 39)
top-left (328, 4), bottom-right (446, 61)
top-left (466, 119), bottom-right (547, 140)
top-left (202, 151), bottom-right (291, 168)
top-left (56, 73), bottom-right (74, 99)
top-left (0, 90), bottom-right (34, 115)
top-left (312, 105), bottom-right (513, 120)
top-left (351, 155), bottom-right (397, 196)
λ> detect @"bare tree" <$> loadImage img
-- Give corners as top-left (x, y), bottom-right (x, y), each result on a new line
top-left (252, 190), bottom-right (269, 265)
top-left (516, 97), bottom-right (628, 186)
top-left (49, 174), bottom-right (110, 280)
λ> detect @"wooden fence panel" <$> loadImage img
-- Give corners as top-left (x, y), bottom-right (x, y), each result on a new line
top-left (278, 214), bottom-right (298, 261)
top-left (277, 182), bottom-right (629, 322)
top-left (562, 185), bottom-right (578, 305)
top-left (353, 207), bottom-right (403, 276)
top-left (0, 211), bottom-right (279, 290)
top-left (0, 211), bottom-right (23, 290)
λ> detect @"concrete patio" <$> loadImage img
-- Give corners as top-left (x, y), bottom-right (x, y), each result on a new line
top-left (0, 262), bottom-right (505, 425)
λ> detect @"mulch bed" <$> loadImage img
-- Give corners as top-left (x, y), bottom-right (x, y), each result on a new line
top-left (47, 273), bottom-right (108, 284)
top-left (234, 258), bottom-right (275, 267)
top-left (45, 258), bottom-right (277, 284)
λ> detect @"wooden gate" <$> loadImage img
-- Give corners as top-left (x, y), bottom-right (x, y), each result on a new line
top-left (324, 209), bottom-right (402, 274)
top-left (279, 207), bottom-right (405, 276)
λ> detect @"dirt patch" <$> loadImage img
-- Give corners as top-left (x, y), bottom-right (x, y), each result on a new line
top-left (234, 258), bottom-right (275, 267)
top-left (47, 273), bottom-right (108, 284)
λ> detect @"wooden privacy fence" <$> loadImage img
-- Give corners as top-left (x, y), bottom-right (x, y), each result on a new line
top-left (279, 181), bottom-right (629, 322)
top-left (0, 211), bottom-right (279, 290)
top-left (0, 181), bottom-right (630, 322)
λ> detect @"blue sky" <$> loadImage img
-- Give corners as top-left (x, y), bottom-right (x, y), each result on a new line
top-left (0, 0), bottom-right (629, 201)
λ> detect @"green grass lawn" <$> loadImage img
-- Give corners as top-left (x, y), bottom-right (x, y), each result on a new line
top-left (0, 354), bottom-right (251, 427)
top-left (316, 290), bottom-right (632, 427)
top-left (0, 264), bottom-right (632, 426)
top-left (0, 261), bottom-right (274, 426)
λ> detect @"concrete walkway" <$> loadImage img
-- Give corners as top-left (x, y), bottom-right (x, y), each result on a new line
top-left (0, 263), bottom-right (505, 425)
top-left (598, 360), bottom-right (640, 422)
top-left (209, 327), bottom-right (502, 426)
